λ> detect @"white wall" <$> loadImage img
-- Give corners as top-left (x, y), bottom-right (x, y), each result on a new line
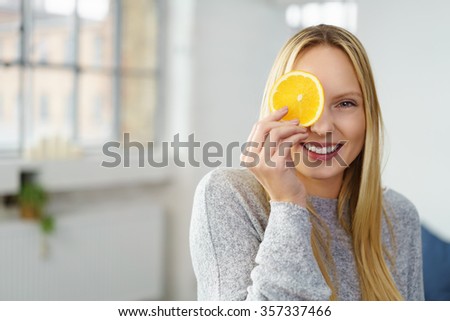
top-left (191, 0), bottom-right (289, 176)
top-left (164, 0), bottom-right (289, 299)
top-left (357, 0), bottom-right (450, 241)
top-left (162, 0), bottom-right (198, 300)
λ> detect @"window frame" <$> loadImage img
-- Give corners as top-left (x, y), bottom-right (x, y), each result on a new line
top-left (0, 0), bottom-right (163, 159)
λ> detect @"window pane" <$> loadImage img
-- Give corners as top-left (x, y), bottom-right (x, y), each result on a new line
top-left (121, 0), bottom-right (157, 70)
top-left (79, 0), bottom-right (114, 69)
top-left (0, 0), bottom-right (21, 63)
top-left (78, 72), bottom-right (114, 146)
top-left (121, 76), bottom-right (156, 143)
top-left (27, 68), bottom-right (75, 148)
top-left (0, 66), bottom-right (20, 149)
top-left (31, 0), bottom-right (76, 65)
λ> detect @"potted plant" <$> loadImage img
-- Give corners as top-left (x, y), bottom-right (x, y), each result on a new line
top-left (18, 182), bottom-right (56, 258)
top-left (18, 182), bottom-right (48, 220)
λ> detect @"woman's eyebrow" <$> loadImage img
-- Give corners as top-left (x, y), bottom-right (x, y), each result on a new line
top-left (333, 92), bottom-right (363, 100)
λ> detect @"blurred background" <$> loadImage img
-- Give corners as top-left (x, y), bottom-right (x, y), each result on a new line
top-left (0, 0), bottom-right (449, 300)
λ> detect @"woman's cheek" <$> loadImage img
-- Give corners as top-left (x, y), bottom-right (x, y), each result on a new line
top-left (337, 112), bottom-right (365, 163)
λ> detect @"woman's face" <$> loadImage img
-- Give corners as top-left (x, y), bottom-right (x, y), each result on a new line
top-left (290, 45), bottom-right (366, 182)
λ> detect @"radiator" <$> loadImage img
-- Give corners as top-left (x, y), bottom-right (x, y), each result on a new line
top-left (0, 200), bottom-right (165, 300)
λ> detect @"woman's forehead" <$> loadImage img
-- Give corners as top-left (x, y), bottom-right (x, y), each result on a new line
top-left (292, 45), bottom-right (361, 97)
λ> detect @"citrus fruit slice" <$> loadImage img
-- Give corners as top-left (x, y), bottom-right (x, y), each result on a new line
top-left (269, 70), bottom-right (324, 127)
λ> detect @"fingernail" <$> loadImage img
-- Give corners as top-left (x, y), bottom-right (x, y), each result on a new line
top-left (290, 119), bottom-right (299, 124)
top-left (280, 106), bottom-right (288, 112)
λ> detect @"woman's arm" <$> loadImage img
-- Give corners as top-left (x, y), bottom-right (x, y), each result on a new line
top-left (407, 208), bottom-right (425, 300)
top-left (189, 168), bottom-right (331, 300)
top-left (384, 189), bottom-right (425, 300)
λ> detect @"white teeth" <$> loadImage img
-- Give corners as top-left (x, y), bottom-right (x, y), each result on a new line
top-left (304, 143), bottom-right (339, 154)
top-left (316, 147), bottom-right (327, 154)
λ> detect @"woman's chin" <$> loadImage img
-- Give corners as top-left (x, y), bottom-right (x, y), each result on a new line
top-left (295, 163), bottom-right (346, 181)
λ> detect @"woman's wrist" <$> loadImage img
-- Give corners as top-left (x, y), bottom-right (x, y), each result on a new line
top-left (270, 194), bottom-right (307, 208)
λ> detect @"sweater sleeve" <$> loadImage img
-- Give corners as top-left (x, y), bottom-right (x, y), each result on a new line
top-left (406, 206), bottom-right (425, 300)
top-left (384, 189), bottom-right (425, 300)
top-left (408, 216), bottom-right (425, 301)
top-left (189, 169), bottom-right (331, 300)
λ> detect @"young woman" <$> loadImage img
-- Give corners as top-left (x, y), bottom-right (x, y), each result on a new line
top-left (189, 24), bottom-right (424, 301)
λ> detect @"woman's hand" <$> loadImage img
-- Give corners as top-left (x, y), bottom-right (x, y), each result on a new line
top-left (241, 106), bottom-right (309, 207)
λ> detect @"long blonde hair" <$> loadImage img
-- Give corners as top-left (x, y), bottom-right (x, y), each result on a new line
top-left (260, 24), bottom-right (402, 300)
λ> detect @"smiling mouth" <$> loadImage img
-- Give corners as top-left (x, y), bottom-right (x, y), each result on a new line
top-left (300, 142), bottom-right (344, 155)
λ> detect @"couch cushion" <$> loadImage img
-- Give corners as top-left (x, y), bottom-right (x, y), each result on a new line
top-left (421, 225), bottom-right (450, 300)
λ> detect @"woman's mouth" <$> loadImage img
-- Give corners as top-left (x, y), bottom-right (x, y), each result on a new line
top-left (301, 142), bottom-right (344, 161)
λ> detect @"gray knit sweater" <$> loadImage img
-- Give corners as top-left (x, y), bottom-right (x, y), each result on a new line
top-left (189, 167), bottom-right (424, 301)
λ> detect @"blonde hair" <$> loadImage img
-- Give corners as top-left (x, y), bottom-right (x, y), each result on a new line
top-left (260, 24), bottom-right (402, 300)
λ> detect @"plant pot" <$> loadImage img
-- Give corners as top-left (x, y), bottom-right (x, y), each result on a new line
top-left (21, 206), bottom-right (40, 220)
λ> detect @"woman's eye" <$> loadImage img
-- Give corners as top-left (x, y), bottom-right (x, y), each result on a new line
top-left (337, 101), bottom-right (356, 108)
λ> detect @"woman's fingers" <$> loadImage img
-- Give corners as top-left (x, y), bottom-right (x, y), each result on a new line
top-left (241, 107), bottom-right (309, 166)
top-left (265, 106), bottom-right (289, 122)
top-left (246, 107), bottom-right (290, 142)
top-left (272, 131), bottom-right (309, 166)
top-left (261, 130), bottom-right (308, 166)
top-left (264, 125), bottom-right (307, 155)
top-left (242, 123), bottom-right (303, 165)
top-left (247, 118), bottom-right (296, 144)
top-left (251, 120), bottom-right (306, 151)
top-left (243, 122), bottom-right (300, 163)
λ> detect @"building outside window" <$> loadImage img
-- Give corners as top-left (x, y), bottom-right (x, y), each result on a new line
top-left (0, 0), bottom-right (160, 158)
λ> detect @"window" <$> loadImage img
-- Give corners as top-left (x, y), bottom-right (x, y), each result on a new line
top-left (0, 0), bottom-right (160, 158)
top-left (39, 94), bottom-right (49, 123)
top-left (0, 94), bottom-right (3, 120)
top-left (285, 1), bottom-right (358, 33)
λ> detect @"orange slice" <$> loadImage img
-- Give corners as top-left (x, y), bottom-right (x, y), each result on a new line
top-left (269, 70), bottom-right (324, 127)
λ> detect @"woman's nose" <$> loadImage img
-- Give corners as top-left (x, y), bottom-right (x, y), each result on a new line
top-left (309, 107), bottom-right (334, 136)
